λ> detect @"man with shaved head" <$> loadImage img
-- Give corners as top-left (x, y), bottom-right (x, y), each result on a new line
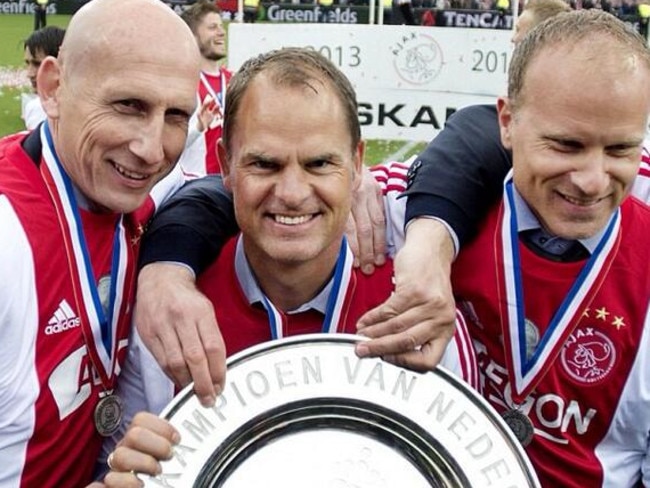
top-left (0, 0), bottom-right (201, 485)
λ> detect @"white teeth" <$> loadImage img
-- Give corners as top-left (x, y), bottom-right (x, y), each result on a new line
top-left (113, 163), bottom-right (148, 181)
top-left (563, 195), bottom-right (598, 206)
top-left (275, 215), bottom-right (311, 225)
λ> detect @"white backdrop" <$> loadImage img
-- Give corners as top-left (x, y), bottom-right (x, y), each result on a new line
top-left (228, 23), bottom-right (512, 141)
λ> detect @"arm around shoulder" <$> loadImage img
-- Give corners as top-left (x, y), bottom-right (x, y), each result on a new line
top-left (404, 104), bottom-right (511, 246)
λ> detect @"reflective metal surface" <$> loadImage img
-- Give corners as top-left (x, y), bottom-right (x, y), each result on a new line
top-left (142, 334), bottom-right (540, 488)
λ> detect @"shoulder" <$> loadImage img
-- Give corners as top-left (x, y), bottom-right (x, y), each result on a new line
top-left (446, 104), bottom-right (499, 130)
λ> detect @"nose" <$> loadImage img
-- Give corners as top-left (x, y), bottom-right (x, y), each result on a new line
top-left (274, 164), bottom-right (310, 206)
top-left (129, 116), bottom-right (165, 165)
top-left (568, 152), bottom-right (610, 196)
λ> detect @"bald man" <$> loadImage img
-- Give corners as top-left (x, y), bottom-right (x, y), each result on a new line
top-left (0, 0), bottom-right (201, 486)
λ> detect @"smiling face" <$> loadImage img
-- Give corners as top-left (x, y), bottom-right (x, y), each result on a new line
top-left (195, 11), bottom-right (226, 62)
top-left (498, 40), bottom-right (650, 239)
top-left (220, 72), bottom-right (363, 271)
top-left (38, 0), bottom-right (200, 214)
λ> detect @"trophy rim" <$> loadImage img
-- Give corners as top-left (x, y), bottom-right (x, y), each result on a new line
top-left (152, 333), bottom-right (540, 488)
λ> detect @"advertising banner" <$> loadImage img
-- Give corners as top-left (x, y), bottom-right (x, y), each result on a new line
top-left (229, 23), bottom-right (511, 140)
top-left (0, 0), bottom-right (87, 15)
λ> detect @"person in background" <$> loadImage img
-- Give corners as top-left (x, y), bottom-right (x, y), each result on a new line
top-left (382, 0), bottom-right (394, 25)
top-left (638, 1), bottom-right (650, 40)
top-left (244, 0), bottom-right (261, 23)
top-left (396, 0), bottom-right (417, 24)
top-left (0, 0), bottom-right (201, 485)
top-left (178, 0), bottom-right (232, 176)
top-left (21, 25), bottom-right (65, 130)
top-left (496, 0), bottom-right (510, 28)
top-left (511, 0), bottom-right (569, 44)
top-left (33, 0), bottom-right (49, 31)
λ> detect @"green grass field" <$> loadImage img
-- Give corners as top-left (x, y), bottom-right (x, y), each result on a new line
top-left (0, 15), bottom-right (71, 135)
top-left (0, 13), bottom-right (427, 163)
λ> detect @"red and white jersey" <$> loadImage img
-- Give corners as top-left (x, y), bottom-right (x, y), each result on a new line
top-left (452, 196), bottom-right (650, 488)
top-left (178, 67), bottom-right (232, 177)
top-left (0, 131), bottom-right (182, 487)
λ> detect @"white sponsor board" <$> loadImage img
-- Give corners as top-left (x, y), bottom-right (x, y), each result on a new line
top-left (228, 23), bottom-right (512, 141)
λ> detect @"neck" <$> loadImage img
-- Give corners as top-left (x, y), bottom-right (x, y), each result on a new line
top-left (246, 248), bottom-right (340, 312)
top-left (200, 58), bottom-right (223, 75)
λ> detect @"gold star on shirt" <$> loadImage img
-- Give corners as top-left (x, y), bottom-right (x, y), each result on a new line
top-left (595, 307), bottom-right (610, 321)
top-left (582, 308), bottom-right (590, 318)
top-left (612, 316), bottom-right (626, 330)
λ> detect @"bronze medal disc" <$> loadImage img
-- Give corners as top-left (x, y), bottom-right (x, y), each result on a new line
top-left (94, 394), bottom-right (123, 437)
top-left (502, 409), bottom-right (535, 447)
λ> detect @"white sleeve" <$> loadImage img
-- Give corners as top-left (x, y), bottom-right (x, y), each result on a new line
top-left (438, 310), bottom-right (480, 391)
top-left (184, 107), bottom-right (204, 149)
top-left (633, 304), bottom-right (650, 487)
top-left (149, 163), bottom-right (187, 212)
top-left (630, 142), bottom-right (650, 205)
top-left (0, 196), bottom-right (39, 486)
top-left (177, 106), bottom-right (209, 178)
top-left (369, 158), bottom-right (412, 259)
top-left (595, 302), bottom-right (650, 487)
top-left (22, 96), bottom-right (47, 131)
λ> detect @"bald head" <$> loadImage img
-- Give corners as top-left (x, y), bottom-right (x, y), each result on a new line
top-left (36, 0), bottom-right (202, 214)
top-left (60, 0), bottom-right (199, 76)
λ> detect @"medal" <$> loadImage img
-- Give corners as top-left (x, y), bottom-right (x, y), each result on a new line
top-left (258, 236), bottom-right (353, 340)
top-left (502, 409), bottom-right (534, 447)
top-left (41, 123), bottom-right (137, 438)
top-left (496, 173), bottom-right (620, 403)
top-left (94, 393), bottom-right (124, 437)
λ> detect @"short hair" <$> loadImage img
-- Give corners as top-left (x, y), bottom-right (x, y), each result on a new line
top-left (523, 0), bottom-right (570, 25)
top-left (180, 0), bottom-right (221, 33)
top-left (508, 9), bottom-right (650, 108)
top-left (24, 25), bottom-right (66, 57)
top-left (222, 47), bottom-right (361, 155)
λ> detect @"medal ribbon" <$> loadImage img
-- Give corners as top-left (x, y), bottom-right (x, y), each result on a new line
top-left (199, 70), bottom-right (226, 115)
top-left (496, 172), bottom-right (620, 403)
top-left (40, 123), bottom-right (130, 389)
top-left (263, 238), bottom-right (354, 339)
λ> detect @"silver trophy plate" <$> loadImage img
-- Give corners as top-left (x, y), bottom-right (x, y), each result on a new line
top-left (143, 334), bottom-right (540, 487)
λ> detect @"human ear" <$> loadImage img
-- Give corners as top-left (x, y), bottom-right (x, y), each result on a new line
top-left (37, 56), bottom-right (62, 119)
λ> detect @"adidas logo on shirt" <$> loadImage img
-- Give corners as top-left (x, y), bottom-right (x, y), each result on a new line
top-left (45, 299), bottom-right (81, 335)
